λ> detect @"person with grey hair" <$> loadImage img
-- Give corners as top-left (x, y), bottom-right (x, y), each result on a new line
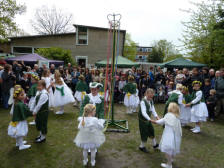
top-left (215, 68), bottom-right (224, 116)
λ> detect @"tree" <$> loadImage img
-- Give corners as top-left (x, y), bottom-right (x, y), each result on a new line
top-left (0, 0), bottom-right (26, 40)
top-left (181, 0), bottom-right (224, 68)
top-left (31, 6), bottom-right (74, 35)
top-left (36, 47), bottom-right (75, 65)
top-left (123, 33), bottom-right (137, 61)
top-left (148, 39), bottom-right (181, 63)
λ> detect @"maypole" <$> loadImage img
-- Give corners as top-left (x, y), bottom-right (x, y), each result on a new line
top-left (105, 13), bottom-right (129, 133)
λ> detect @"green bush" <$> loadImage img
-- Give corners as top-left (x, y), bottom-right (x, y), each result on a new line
top-left (36, 47), bottom-right (75, 65)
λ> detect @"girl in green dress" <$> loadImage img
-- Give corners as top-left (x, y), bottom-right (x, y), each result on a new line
top-left (8, 87), bottom-right (33, 150)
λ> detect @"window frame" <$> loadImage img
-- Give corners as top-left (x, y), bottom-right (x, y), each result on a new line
top-left (76, 26), bottom-right (88, 46)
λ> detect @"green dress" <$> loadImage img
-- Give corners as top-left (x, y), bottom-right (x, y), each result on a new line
top-left (123, 82), bottom-right (137, 94)
top-left (75, 81), bottom-right (88, 92)
top-left (28, 83), bottom-right (38, 98)
top-left (35, 93), bottom-right (49, 135)
top-left (164, 92), bottom-right (180, 116)
top-left (138, 99), bottom-right (155, 142)
top-left (12, 101), bottom-right (32, 122)
top-left (80, 94), bottom-right (104, 119)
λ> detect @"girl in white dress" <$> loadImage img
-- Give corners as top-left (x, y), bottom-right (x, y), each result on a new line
top-left (151, 103), bottom-right (182, 168)
top-left (8, 87), bottom-right (33, 150)
top-left (180, 86), bottom-right (191, 126)
top-left (186, 81), bottom-right (208, 133)
top-left (74, 104), bottom-right (105, 167)
top-left (52, 70), bottom-right (75, 114)
top-left (41, 69), bottom-right (54, 108)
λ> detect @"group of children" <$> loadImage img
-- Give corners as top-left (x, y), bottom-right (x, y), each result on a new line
top-left (7, 70), bottom-right (212, 168)
top-left (7, 70), bottom-right (75, 150)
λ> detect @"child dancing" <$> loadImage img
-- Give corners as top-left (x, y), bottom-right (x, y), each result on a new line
top-left (186, 81), bottom-right (208, 133)
top-left (30, 80), bottom-right (49, 143)
top-left (74, 104), bottom-right (105, 166)
top-left (151, 103), bottom-right (182, 168)
top-left (8, 87), bottom-right (33, 150)
top-left (138, 88), bottom-right (159, 153)
top-left (123, 75), bottom-right (140, 114)
top-left (180, 86), bottom-right (191, 126)
top-left (53, 70), bottom-right (75, 114)
top-left (74, 75), bottom-right (88, 107)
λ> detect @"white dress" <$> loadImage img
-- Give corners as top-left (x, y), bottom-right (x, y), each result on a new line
top-left (42, 77), bottom-right (54, 107)
top-left (8, 87), bottom-right (14, 105)
top-left (74, 117), bottom-right (105, 149)
top-left (53, 78), bottom-right (75, 107)
top-left (74, 91), bottom-right (86, 102)
top-left (124, 89), bottom-right (140, 108)
top-left (156, 113), bottom-right (182, 156)
top-left (190, 91), bottom-right (208, 122)
top-left (180, 97), bottom-right (191, 124)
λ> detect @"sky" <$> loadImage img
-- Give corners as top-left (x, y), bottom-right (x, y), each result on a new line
top-left (15, 0), bottom-right (203, 52)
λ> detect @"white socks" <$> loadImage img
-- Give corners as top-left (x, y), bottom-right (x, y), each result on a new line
top-left (152, 138), bottom-right (157, 146)
top-left (17, 137), bottom-right (31, 150)
top-left (83, 148), bottom-right (96, 166)
top-left (40, 132), bottom-right (46, 140)
top-left (140, 139), bottom-right (157, 148)
top-left (60, 106), bottom-right (64, 112)
top-left (140, 141), bottom-right (145, 148)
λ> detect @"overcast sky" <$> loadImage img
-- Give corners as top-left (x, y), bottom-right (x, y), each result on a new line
top-left (15, 0), bottom-right (203, 51)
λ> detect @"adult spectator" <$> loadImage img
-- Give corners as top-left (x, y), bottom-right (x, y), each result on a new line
top-left (0, 66), bottom-right (4, 104)
top-left (209, 69), bottom-right (216, 89)
top-left (187, 68), bottom-right (203, 93)
top-left (155, 69), bottom-right (166, 85)
top-left (215, 68), bottom-right (224, 115)
top-left (148, 66), bottom-right (154, 82)
top-left (50, 64), bottom-right (55, 74)
top-left (1, 64), bottom-right (15, 109)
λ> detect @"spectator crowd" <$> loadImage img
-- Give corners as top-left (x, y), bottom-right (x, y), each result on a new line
top-left (0, 61), bottom-right (223, 119)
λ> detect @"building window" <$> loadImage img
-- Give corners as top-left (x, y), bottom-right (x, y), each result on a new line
top-left (76, 26), bottom-right (88, 45)
top-left (13, 47), bottom-right (33, 54)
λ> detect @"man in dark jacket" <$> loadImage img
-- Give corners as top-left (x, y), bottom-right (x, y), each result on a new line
top-left (1, 64), bottom-right (16, 109)
top-left (215, 68), bottom-right (224, 115)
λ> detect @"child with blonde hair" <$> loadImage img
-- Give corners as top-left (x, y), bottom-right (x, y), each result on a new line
top-left (152, 103), bottom-right (182, 168)
top-left (8, 87), bottom-right (33, 150)
top-left (138, 88), bottom-right (160, 153)
top-left (74, 104), bottom-right (105, 166)
top-left (52, 70), bottom-right (75, 114)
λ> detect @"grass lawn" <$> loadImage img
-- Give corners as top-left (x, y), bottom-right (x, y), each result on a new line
top-left (0, 103), bottom-right (224, 168)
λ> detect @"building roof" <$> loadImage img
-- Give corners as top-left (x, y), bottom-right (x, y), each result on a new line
top-left (9, 24), bottom-right (126, 40)
top-left (73, 24), bottom-right (126, 32)
top-left (9, 32), bottom-right (76, 39)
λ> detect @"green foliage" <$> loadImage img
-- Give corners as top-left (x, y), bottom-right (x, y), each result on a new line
top-left (181, 0), bottom-right (224, 68)
top-left (36, 47), bottom-right (75, 65)
top-left (0, 0), bottom-right (26, 41)
top-left (148, 39), bottom-right (182, 63)
top-left (123, 33), bottom-right (137, 61)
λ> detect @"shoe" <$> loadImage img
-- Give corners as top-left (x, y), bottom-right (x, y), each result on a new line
top-left (161, 163), bottom-right (172, 168)
top-left (19, 144), bottom-right (31, 150)
top-left (35, 136), bottom-right (41, 141)
top-left (35, 138), bottom-right (46, 143)
top-left (139, 147), bottom-right (149, 153)
top-left (153, 144), bottom-right (159, 149)
top-left (55, 111), bottom-right (64, 115)
top-left (83, 159), bottom-right (88, 166)
top-left (192, 129), bottom-right (200, 134)
top-left (16, 141), bottom-right (27, 147)
top-left (91, 160), bottom-right (96, 167)
top-left (29, 121), bottom-right (36, 125)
